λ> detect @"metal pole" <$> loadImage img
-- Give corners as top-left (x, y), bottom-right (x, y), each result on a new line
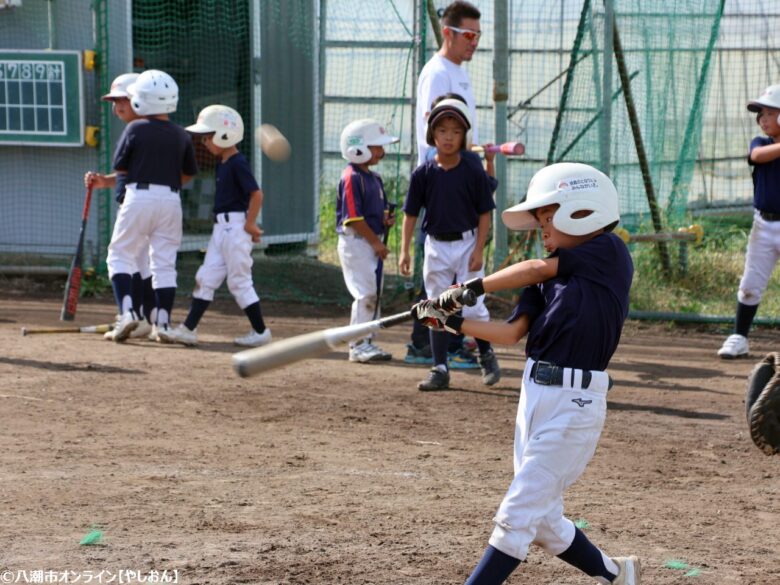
top-left (493, 0), bottom-right (509, 270)
top-left (600, 0), bottom-right (614, 174)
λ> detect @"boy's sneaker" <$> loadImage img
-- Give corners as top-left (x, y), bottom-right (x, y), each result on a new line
top-left (112, 311), bottom-right (141, 342)
top-left (154, 323), bottom-right (175, 344)
top-left (612, 556), bottom-right (641, 585)
top-left (157, 323), bottom-right (196, 346)
top-left (349, 342), bottom-right (390, 363)
top-left (404, 343), bottom-right (433, 365)
top-left (130, 321), bottom-right (153, 339)
top-left (448, 347), bottom-right (480, 370)
top-left (417, 367), bottom-right (450, 391)
top-left (479, 349), bottom-right (501, 386)
top-left (717, 334), bottom-right (749, 359)
top-left (234, 328), bottom-right (273, 347)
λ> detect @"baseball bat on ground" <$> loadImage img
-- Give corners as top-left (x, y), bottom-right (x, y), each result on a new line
top-left (471, 142), bottom-right (525, 156)
top-left (21, 323), bottom-right (112, 336)
top-left (233, 289), bottom-right (477, 377)
top-left (60, 185), bottom-right (94, 321)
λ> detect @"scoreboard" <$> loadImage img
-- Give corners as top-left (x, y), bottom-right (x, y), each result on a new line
top-left (0, 50), bottom-right (83, 146)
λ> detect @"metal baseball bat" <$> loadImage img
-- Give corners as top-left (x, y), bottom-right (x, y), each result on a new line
top-left (471, 142), bottom-right (525, 156)
top-left (233, 289), bottom-right (477, 378)
top-left (21, 323), bottom-right (113, 336)
top-left (60, 185), bottom-right (94, 321)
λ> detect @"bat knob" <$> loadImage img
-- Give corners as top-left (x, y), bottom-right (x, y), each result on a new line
top-left (462, 288), bottom-right (478, 306)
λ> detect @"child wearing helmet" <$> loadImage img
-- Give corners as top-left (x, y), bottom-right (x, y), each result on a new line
top-left (84, 73), bottom-right (156, 341)
top-left (105, 69), bottom-right (198, 342)
top-left (399, 98), bottom-right (501, 390)
top-left (717, 83), bottom-right (780, 359)
top-left (413, 163), bottom-right (639, 585)
top-left (336, 119), bottom-right (399, 363)
top-left (159, 105), bottom-right (271, 348)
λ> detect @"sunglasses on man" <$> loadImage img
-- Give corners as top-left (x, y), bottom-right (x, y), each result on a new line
top-left (446, 25), bottom-right (481, 42)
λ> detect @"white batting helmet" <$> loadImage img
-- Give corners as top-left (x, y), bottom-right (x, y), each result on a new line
top-left (102, 73), bottom-right (139, 101)
top-left (128, 69), bottom-right (178, 116)
top-left (747, 84), bottom-right (780, 113)
top-left (186, 105), bottom-right (244, 148)
top-left (340, 119), bottom-right (399, 164)
top-left (502, 162), bottom-right (620, 236)
top-left (426, 98), bottom-right (472, 148)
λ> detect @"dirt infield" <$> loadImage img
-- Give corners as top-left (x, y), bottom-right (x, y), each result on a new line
top-left (1, 294), bottom-right (778, 585)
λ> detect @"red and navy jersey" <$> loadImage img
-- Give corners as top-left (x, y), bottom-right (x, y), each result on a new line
top-left (749, 136), bottom-right (780, 214)
top-left (508, 232), bottom-right (634, 371)
top-left (213, 152), bottom-right (259, 213)
top-left (113, 118), bottom-right (198, 190)
top-left (336, 164), bottom-right (388, 235)
top-left (402, 152), bottom-right (495, 236)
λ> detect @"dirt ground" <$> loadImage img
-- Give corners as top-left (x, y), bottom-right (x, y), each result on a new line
top-left (1, 293), bottom-right (779, 585)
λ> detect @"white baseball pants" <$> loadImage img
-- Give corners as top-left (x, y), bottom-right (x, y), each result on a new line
top-left (488, 358), bottom-right (610, 560)
top-left (193, 212), bottom-right (259, 309)
top-left (337, 234), bottom-right (381, 336)
top-left (737, 211), bottom-right (780, 306)
top-left (423, 231), bottom-right (489, 321)
top-left (107, 184), bottom-right (181, 289)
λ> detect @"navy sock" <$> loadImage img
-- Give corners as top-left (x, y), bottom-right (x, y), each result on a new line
top-left (155, 287), bottom-right (176, 326)
top-left (242, 301), bottom-right (266, 333)
top-left (142, 277), bottom-right (155, 323)
top-left (557, 527), bottom-right (617, 581)
top-left (111, 273), bottom-right (133, 314)
top-left (131, 273), bottom-right (144, 317)
top-left (735, 302), bottom-right (758, 337)
top-left (476, 337), bottom-right (492, 356)
top-left (430, 329), bottom-right (449, 368)
top-left (464, 545), bottom-right (521, 585)
top-left (184, 298), bottom-right (211, 331)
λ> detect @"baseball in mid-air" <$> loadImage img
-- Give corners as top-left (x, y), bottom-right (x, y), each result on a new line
top-left (256, 123), bottom-right (291, 162)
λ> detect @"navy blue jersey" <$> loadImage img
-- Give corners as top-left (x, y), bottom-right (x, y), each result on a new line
top-left (336, 164), bottom-right (388, 235)
top-left (508, 232), bottom-right (634, 371)
top-left (213, 152), bottom-right (259, 214)
top-left (403, 152), bottom-right (496, 235)
top-left (113, 118), bottom-right (198, 190)
top-left (749, 136), bottom-right (780, 214)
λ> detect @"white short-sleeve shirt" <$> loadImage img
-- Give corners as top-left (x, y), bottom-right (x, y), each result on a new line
top-left (416, 53), bottom-right (478, 165)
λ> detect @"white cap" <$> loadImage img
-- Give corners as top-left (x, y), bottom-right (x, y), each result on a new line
top-left (747, 84), bottom-right (780, 113)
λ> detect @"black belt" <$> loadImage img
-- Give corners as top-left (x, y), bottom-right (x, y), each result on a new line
top-left (135, 182), bottom-right (180, 194)
top-left (430, 230), bottom-right (472, 242)
top-left (214, 211), bottom-right (247, 223)
top-left (529, 360), bottom-right (604, 390)
top-left (759, 210), bottom-right (780, 221)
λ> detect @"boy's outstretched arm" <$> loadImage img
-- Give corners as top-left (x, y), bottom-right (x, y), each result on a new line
top-left (469, 211), bottom-right (491, 272)
top-left (461, 313), bottom-right (529, 345)
top-left (750, 142), bottom-right (780, 164)
top-left (482, 257), bottom-right (559, 293)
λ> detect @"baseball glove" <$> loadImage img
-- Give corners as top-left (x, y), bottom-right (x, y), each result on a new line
top-left (746, 352), bottom-right (780, 456)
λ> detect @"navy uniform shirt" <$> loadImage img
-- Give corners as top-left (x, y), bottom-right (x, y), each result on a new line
top-left (508, 232), bottom-right (634, 371)
top-left (336, 164), bottom-right (388, 235)
top-left (113, 118), bottom-right (198, 190)
top-left (749, 136), bottom-right (780, 214)
top-left (213, 152), bottom-right (259, 214)
top-left (403, 151), bottom-right (496, 235)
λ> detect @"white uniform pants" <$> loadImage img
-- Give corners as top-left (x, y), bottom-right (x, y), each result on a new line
top-left (193, 212), bottom-right (259, 309)
top-left (136, 241), bottom-right (151, 280)
top-left (107, 184), bottom-right (181, 289)
top-left (737, 211), bottom-right (780, 306)
top-left (337, 234), bottom-right (381, 337)
top-left (488, 358), bottom-right (610, 560)
top-left (423, 231), bottom-right (489, 321)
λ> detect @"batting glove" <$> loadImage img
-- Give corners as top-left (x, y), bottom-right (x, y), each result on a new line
top-left (437, 278), bottom-right (485, 312)
top-left (412, 300), bottom-right (464, 334)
